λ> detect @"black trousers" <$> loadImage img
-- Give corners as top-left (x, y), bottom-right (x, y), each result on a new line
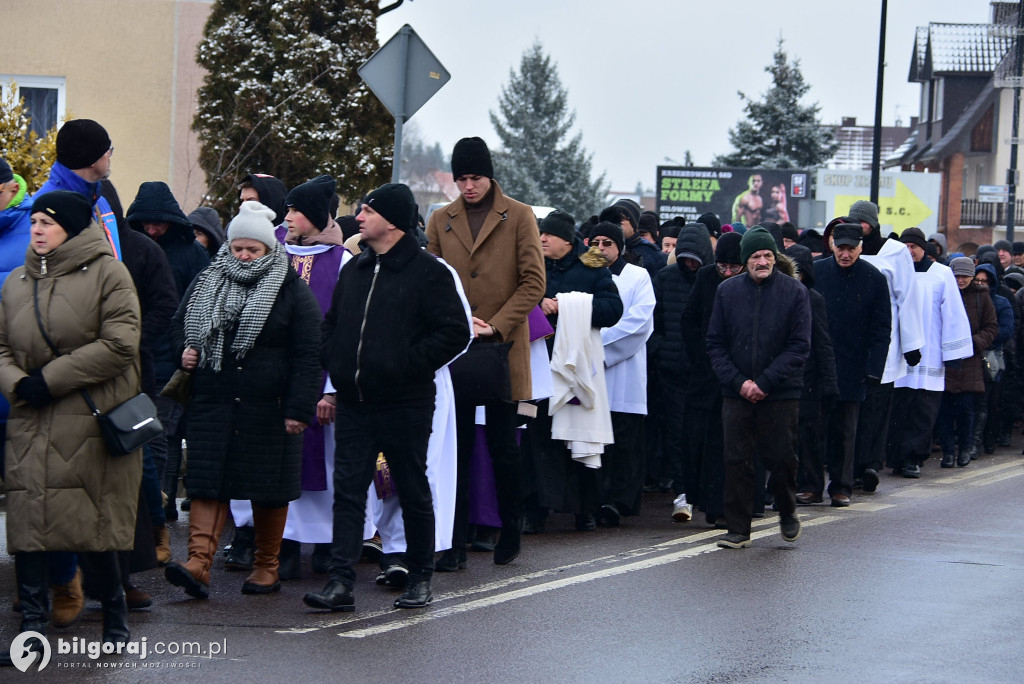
top-left (329, 400), bottom-right (435, 584)
top-left (721, 398), bottom-right (798, 537)
top-left (660, 373), bottom-right (688, 497)
top-left (601, 411), bottom-right (645, 516)
top-left (825, 400), bottom-right (860, 496)
top-left (885, 387), bottom-right (943, 470)
top-left (855, 381), bottom-right (894, 477)
top-left (452, 400), bottom-right (522, 550)
top-left (687, 398), bottom-right (726, 518)
top-left (796, 397), bottom-right (826, 495)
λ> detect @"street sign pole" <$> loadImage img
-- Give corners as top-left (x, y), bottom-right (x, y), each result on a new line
top-left (1006, 2), bottom-right (1024, 241)
top-left (392, 26), bottom-right (410, 183)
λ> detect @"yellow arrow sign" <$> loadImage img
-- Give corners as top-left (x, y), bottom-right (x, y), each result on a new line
top-left (835, 180), bottom-right (933, 235)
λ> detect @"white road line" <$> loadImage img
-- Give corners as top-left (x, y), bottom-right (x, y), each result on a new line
top-left (333, 516), bottom-right (844, 639)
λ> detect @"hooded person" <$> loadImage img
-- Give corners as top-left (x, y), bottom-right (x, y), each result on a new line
top-left (928, 232), bottom-right (949, 264)
top-left (649, 223), bottom-right (713, 512)
top-left (599, 200), bottom-right (666, 279)
top-left (189, 207), bottom-right (226, 258)
top-left (238, 173), bottom-right (288, 226)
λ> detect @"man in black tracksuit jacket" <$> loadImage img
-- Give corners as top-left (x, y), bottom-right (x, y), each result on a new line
top-left (306, 183), bottom-right (470, 613)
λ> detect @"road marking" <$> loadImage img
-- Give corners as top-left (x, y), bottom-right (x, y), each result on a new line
top-left (332, 516), bottom-right (845, 639)
top-left (275, 459), bottom-right (1022, 639)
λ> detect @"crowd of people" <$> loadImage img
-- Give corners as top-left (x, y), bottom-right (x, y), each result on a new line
top-left (0, 122), bottom-right (1020, 660)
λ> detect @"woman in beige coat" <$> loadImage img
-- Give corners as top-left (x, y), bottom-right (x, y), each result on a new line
top-left (0, 191), bottom-right (142, 662)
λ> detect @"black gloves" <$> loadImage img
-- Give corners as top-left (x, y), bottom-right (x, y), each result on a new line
top-left (904, 350), bottom-right (922, 367)
top-left (16, 370), bottom-right (53, 408)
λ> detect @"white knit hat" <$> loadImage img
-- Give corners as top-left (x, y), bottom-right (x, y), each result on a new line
top-left (227, 201), bottom-right (277, 249)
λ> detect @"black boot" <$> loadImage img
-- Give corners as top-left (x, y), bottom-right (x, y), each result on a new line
top-left (277, 539), bottom-right (301, 581)
top-left (394, 575), bottom-right (433, 609)
top-left (303, 580), bottom-right (354, 612)
top-left (80, 551), bottom-right (129, 644)
top-left (434, 547), bottom-right (466, 572)
top-left (493, 517), bottom-right (522, 565)
top-left (224, 525), bottom-right (255, 571)
top-left (2, 551), bottom-right (48, 664)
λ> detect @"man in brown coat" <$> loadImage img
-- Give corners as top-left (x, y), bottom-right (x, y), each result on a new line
top-left (426, 137), bottom-right (545, 569)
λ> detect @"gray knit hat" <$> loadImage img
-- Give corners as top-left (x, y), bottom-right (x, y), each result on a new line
top-left (847, 200), bottom-right (879, 230)
top-left (227, 201), bottom-right (278, 249)
top-left (950, 257), bottom-right (975, 278)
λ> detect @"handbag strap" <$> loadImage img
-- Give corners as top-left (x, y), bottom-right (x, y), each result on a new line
top-left (32, 279), bottom-right (102, 417)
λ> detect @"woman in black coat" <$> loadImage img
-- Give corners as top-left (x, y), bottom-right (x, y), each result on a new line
top-left (164, 201), bottom-right (321, 600)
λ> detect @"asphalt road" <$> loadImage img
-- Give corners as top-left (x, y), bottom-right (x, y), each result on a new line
top-left (1, 448), bottom-right (1022, 683)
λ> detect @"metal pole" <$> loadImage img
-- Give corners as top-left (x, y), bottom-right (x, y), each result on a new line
top-left (391, 25), bottom-right (411, 184)
top-left (1006, 2), bottom-right (1024, 242)
top-left (870, 0), bottom-right (887, 205)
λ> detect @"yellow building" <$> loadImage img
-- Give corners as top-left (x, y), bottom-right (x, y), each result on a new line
top-left (0, 0), bottom-right (212, 211)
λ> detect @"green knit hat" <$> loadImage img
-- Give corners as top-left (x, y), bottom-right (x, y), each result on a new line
top-left (740, 226), bottom-right (778, 264)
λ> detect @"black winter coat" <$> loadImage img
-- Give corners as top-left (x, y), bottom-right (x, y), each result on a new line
top-left (544, 238), bottom-right (623, 330)
top-left (650, 225), bottom-right (713, 377)
top-left (172, 269), bottom-right (322, 502)
top-left (625, 234), bottom-right (667, 281)
top-left (683, 264), bottom-right (731, 407)
top-left (322, 231), bottom-right (471, 406)
top-left (120, 229), bottom-right (177, 397)
top-left (706, 269), bottom-right (811, 401)
top-left (813, 257), bottom-right (891, 402)
top-left (784, 244), bottom-right (839, 401)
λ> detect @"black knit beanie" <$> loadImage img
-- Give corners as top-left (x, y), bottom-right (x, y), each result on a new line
top-left (590, 221), bottom-right (625, 254)
top-left (539, 210), bottom-right (576, 244)
top-left (286, 175), bottom-right (336, 232)
top-left (364, 182), bottom-right (417, 232)
top-left (32, 190), bottom-right (94, 240)
top-left (0, 158), bottom-right (12, 185)
top-left (451, 137), bottom-right (494, 179)
top-left (715, 231), bottom-right (743, 264)
top-left (638, 211), bottom-right (660, 238)
top-left (56, 119), bottom-right (111, 170)
top-left (696, 212), bottom-right (722, 239)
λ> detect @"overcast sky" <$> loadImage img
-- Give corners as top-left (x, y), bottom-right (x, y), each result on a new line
top-left (377, 0), bottom-right (994, 192)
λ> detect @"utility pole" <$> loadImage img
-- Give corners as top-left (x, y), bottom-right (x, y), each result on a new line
top-left (1005, 1), bottom-right (1024, 242)
top-left (870, 0), bottom-right (888, 205)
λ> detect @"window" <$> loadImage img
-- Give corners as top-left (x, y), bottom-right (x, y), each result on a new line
top-left (0, 75), bottom-right (66, 137)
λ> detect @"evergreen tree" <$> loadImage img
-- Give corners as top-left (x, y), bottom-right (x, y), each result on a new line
top-left (489, 42), bottom-right (606, 218)
top-left (193, 0), bottom-right (393, 216)
top-left (0, 84), bottom-right (58, 193)
top-left (713, 39), bottom-right (838, 169)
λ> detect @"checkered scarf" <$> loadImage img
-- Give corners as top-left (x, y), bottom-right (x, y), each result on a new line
top-left (183, 241), bottom-right (289, 372)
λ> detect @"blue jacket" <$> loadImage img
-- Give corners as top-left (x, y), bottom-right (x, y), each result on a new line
top-left (976, 263), bottom-right (1014, 349)
top-left (35, 162), bottom-right (122, 259)
top-left (0, 191), bottom-right (32, 424)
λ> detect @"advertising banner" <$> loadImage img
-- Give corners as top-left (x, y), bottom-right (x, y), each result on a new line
top-left (814, 169), bottom-right (940, 234)
top-left (656, 166), bottom-right (810, 227)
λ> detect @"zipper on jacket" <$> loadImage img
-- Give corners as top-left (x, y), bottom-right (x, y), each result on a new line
top-left (354, 257), bottom-right (382, 402)
top-left (752, 281), bottom-right (760, 377)
top-left (40, 256), bottom-right (47, 276)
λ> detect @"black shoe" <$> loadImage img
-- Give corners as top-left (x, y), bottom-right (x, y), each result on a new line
top-left (303, 580), bottom-right (354, 612)
top-left (716, 533), bottom-right (752, 549)
top-left (164, 500), bottom-right (179, 522)
top-left (311, 544), bottom-right (331, 575)
top-left (394, 577), bottom-right (432, 609)
top-left (574, 513), bottom-right (596, 531)
top-left (862, 468), bottom-right (880, 493)
top-left (940, 453), bottom-right (955, 468)
top-left (224, 526), bottom-right (255, 571)
top-left (434, 547), bottom-right (466, 572)
top-left (377, 564), bottom-right (408, 588)
top-left (180, 498), bottom-right (191, 512)
top-left (470, 527), bottom-right (499, 552)
top-left (596, 504), bottom-right (621, 528)
top-left (493, 519), bottom-right (522, 566)
top-left (277, 539), bottom-right (301, 581)
top-left (903, 463), bottom-right (921, 478)
top-left (164, 562), bottom-right (209, 599)
top-left (780, 516), bottom-right (801, 542)
top-left (523, 510), bottom-right (547, 535)
top-left (956, 450), bottom-right (971, 467)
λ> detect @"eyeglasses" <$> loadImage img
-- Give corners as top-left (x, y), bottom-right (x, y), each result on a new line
top-left (593, 239), bottom-right (616, 247)
top-left (974, 277), bottom-right (991, 285)
top-left (108, 146), bottom-right (114, 157)
top-left (717, 263), bottom-right (743, 274)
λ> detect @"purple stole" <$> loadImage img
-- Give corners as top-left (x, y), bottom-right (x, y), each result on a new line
top-left (277, 226), bottom-right (347, 491)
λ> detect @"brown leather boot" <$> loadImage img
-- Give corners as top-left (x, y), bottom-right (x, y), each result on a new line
top-left (51, 567), bottom-right (84, 628)
top-left (241, 505), bottom-right (288, 594)
top-left (154, 525), bottom-right (172, 565)
top-left (164, 499), bottom-right (228, 599)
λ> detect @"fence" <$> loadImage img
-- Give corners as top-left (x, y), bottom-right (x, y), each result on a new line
top-left (961, 198), bottom-right (1024, 226)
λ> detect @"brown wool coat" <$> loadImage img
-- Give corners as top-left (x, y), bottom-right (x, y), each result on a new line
top-left (944, 283), bottom-right (998, 394)
top-left (0, 224), bottom-right (142, 553)
top-left (426, 181), bottom-right (546, 400)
